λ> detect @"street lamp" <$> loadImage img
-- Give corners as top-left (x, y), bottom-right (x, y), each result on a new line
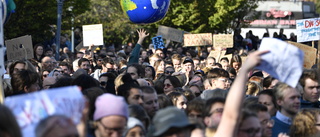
top-left (68, 6), bottom-right (75, 53)
top-left (55, 0), bottom-right (65, 61)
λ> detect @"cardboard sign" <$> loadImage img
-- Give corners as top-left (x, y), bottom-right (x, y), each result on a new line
top-left (82, 24), bottom-right (104, 46)
top-left (157, 25), bottom-right (185, 43)
top-left (152, 36), bottom-right (165, 49)
top-left (257, 38), bottom-right (303, 88)
top-left (213, 34), bottom-right (233, 48)
top-left (184, 33), bottom-right (212, 47)
top-left (208, 50), bottom-right (226, 61)
top-left (296, 18), bottom-right (320, 42)
top-left (5, 35), bottom-right (34, 61)
top-left (5, 86), bottom-right (85, 137)
top-left (287, 41), bottom-right (317, 68)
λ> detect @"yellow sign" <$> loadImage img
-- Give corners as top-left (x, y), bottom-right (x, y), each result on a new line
top-left (287, 41), bottom-right (316, 68)
top-left (184, 33), bottom-right (212, 47)
top-left (213, 34), bottom-right (233, 48)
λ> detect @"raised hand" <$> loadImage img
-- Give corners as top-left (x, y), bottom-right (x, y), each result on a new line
top-left (241, 50), bottom-right (269, 72)
top-left (137, 29), bottom-right (150, 45)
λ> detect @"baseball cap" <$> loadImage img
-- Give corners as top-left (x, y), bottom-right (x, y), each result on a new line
top-left (183, 58), bottom-right (194, 64)
top-left (93, 93), bottom-right (129, 121)
top-left (153, 107), bottom-right (194, 136)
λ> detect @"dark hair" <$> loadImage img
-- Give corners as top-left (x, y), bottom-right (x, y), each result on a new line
top-left (145, 66), bottom-right (156, 80)
top-left (50, 77), bottom-right (73, 88)
top-left (0, 104), bottom-right (22, 137)
top-left (11, 69), bottom-right (40, 95)
top-left (82, 87), bottom-right (104, 120)
top-left (117, 82), bottom-right (140, 103)
top-left (257, 89), bottom-right (278, 109)
top-left (128, 104), bottom-right (150, 129)
top-left (204, 97), bottom-right (225, 117)
top-left (263, 76), bottom-right (275, 89)
top-left (186, 98), bottom-right (205, 117)
top-left (157, 94), bottom-right (173, 109)
top-left (78, 58), bottom-right (90, 67)
top-left (243, 96), bottom-right (259, 108)
top-left (299, 69), bottom-right (319, 88)
top-left (164, 76), bottom-right (182, 88)
top-left (72, 74), bottom-right (100, 91)
top-left (140, 86), bottom-right (157, 94)
top-left (59, 61), bottom-right (70, 69)
top-left (167, 91), bottom-right (185, 106)
top-left (9, 60), bottom-right (26, 76)
top-left (207, 68), bottom-right (229, 79)
top-left (126, 63), bottom-right (144, 78)
top-left (246, 103), bottom-right (268, 114)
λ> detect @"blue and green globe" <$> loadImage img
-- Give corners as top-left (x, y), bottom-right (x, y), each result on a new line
top-left (120, 0), bottom-right (170, 24)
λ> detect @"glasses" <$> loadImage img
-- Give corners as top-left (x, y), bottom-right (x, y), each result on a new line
top-left (217, 78), bottom-right (230, 83)
top-left (165, 71), bottom-right (174, 74)
top-left (99, 121), bottom-right (125, 135)
top-left (209, 108), bottom-right (224, 116)
top-left (260, 119), bottom-right (274, 126)
top-left (239, 128), bottom-right (261, 137)
top-left (100, 81), bottom-right (107, 86)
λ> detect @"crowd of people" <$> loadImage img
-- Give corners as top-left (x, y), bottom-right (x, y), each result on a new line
top-left (0, 28), bottom-right (319, 137)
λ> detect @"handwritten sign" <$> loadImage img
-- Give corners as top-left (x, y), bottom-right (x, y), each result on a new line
top-left (296, 18), bottom-right (320, 42)
top-left (208, 50), bottom-right (226, 61)
top-left (5, 86), bottom-right (85, 137)
top-left (257, 38), bottom-right (303, 88)
top-left (213, 34), bottom-right (233, 48)
top-left (5, 35), bottom-right (34, 61)
top-left (157, 25), bottom-right (185, 43)
top-left (82, 24), bottom-right (104, 46)
top-left (152, 36), bottom-right (165, 49)
top-left (184, 33), bottom-right (212, 47)
top-left (287, 41), bottom-right (317, 68)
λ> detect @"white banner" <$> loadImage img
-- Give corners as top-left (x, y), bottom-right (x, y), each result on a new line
top-left (82, 24), bottom-right (104, 46)
top-left (296, 18), bottom-right (320, 42)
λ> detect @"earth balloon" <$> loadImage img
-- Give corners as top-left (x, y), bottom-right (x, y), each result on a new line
top-left (120, 0), bottom-right (170, 24)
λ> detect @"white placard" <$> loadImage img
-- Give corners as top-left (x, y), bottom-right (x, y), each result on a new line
top-left (296, 18), bottom-right (320, 42)
top-left (82, 24), bottom-right (104, 46)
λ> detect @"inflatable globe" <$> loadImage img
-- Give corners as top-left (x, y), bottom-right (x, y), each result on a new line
top-left (120, 0), bottom-right (170, 24)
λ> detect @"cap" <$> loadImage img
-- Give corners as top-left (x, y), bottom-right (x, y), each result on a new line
top-left (153, 107), bottom-right (194, 136)
top-left (183, 58), bottom-right (193, 64)
top-left (123, 117), bottom-right (145, 136)
top-left (93, 93), bottom-right (129, 121)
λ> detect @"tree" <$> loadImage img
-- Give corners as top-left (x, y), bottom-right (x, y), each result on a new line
top-left (4, 0), bottom-right (90, 44)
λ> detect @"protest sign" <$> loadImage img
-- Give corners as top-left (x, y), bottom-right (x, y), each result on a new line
top-left (184, 33), bottom-right (212, 47)
top-left (208, 50), bottom-right (226, 61)
top-left (287, 41), bottom-right (317, 68)
top-left (82, 24), bottom-right (104, 46)
top-left (213, 34), bottom-right (233, 48)
top-left (296, 18), bottom-right (320, 42)
top-left (157, 25), bottom-right (185, 43)
top-left (257, 38), bottom-right (303, 88)
top-left (5, 86), bottom-right (85, 137)
top-left (152, 36), bottom-right (165, 49)
top-left (5, 35), bottom-right (34, 61)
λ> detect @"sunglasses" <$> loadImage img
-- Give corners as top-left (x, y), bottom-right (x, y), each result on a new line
top-left (165, 71), bottom-right (174, 74)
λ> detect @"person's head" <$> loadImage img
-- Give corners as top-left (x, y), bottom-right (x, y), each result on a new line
top-left (144, 66), bottom-right (155, 80)
top-left (59, 61), bottom-right (71, 75)
top-left (203, 97), bottom-right (225, 129)
top-left (153, 107), bottom-right (195, 137)
top-left (101, 57), bottom-right (115, 72)
top-left (299, 69), bottom-right (320, 103)
top-left (246, 104), bottom-right (273, 137)
top-left (257, 89), bottom-right (278, 116)
top-left (189, 84), bottom-right (202, 97)
top-left (186, 98), bottom-right (205, 125)
top-left (171, 54), bottom-right (182, 72)
top-left (9, 60), bottom-right (27, 76)
top-left (167, 91), bottom-right (188, 110)
top-left (72, 74), bottom-right (100, 91)
top-left (182, 58), bottom-right (194, 73)
top-left (154, 59), bottom-right (165, 74)
top-left (155, 48), bottom-right (165, 59)
top-left (94, 93), bottom-right (128, 137)
top-left (246, 81), bottom-right (262, 96)
top-left (290, 108), bottom-right (320, 137)
top-left (41, 56), bottom-right (54, 72)
top-left (274, 82), bottom-right (301, 117)
top-left (44, 48), bottom-right (54, 57)
top-left (207, 68), bottom-right (230, 90)
top-left (76, 52), bottom-right (84, 59)
top-left (34, 43), bottom-right (44, 56)
top-left (0, 104), bottom-right (22, 137)
top-left (230, 55), bottom-right (242, 71)
top-left (164, 66), bottom-right (175, 77)
top-left (163, 76), bottom-right (182, 95)
top-left (35, 115), bottom-right (78, 137)
top-left (123, 117), bottom-right (146, 137)
top-left (128, 104), bottom-right (150, 130)
top-left (78, 58), bottom-right (90, 73)
top-left (11, 69), bottom-right (40, 95)
top-left (263, 76), bottom-right (279, 89)
top-left (117, 82), bottom-right (143, 106)
top-left (157, 94), bottom-right (173, 109)
top-left (149, 54), bottom-right (160, 66)
top-left (140, 86), bottom-right (159, 119)
top-left (126, 64), bottom-right (144, 80)
top-left (206, 57), bottom-right (216, 68)
top-left (237, 109), bottom-right (261, 137)
top-left (221, 61), bottom-right (230, 71)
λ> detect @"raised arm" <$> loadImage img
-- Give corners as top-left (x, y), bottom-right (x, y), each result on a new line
top-left (214, 50), bottom-right (269, 137)
top-left (128, 29), bottom-right (149, 65)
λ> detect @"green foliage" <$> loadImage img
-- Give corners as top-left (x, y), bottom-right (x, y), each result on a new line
top-left (316, 0), bottom-right (320, 14)
top-left (4, 0), bottom-right (90, 44)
